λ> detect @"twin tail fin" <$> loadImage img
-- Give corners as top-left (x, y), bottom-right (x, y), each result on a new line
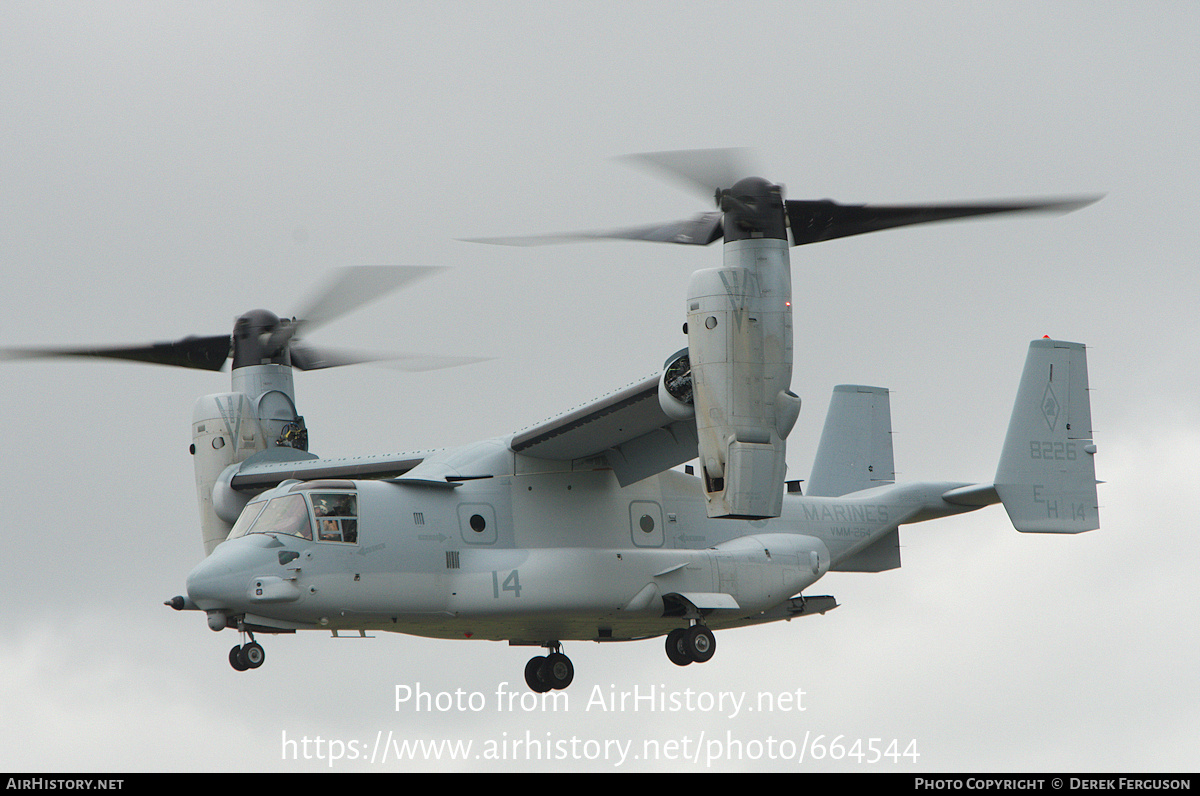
top-left (994, 338), bottom-right (1099, 533)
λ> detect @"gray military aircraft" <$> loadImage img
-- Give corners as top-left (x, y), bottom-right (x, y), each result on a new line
top-left (5, 151), bottom-right (1100, 692)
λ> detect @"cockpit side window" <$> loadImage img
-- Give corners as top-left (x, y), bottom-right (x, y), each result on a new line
top-left (311, 492), bottom-right (358, 544)
top-left (227, 500), bottom-right (267, 540)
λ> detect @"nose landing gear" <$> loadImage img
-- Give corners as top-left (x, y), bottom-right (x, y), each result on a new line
top-left (524, 643), bottom-right (574, 692)
top-left (228, 630), bottom-right (266, 672)
top-left (665, 624), bottom-right (715, 666)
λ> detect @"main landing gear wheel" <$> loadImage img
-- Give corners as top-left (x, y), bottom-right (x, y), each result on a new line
top-left (524, 651), bottom-right (575, 692)
top-left (665, 625), bottom-right (716, 666)
top-left (229, 641), bottom-right (265, 671)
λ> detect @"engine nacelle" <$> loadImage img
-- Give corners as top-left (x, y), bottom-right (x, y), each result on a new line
top-left (686, 237), bottom-right (799, 519)
top-left (192, 392), bottom-right (263, 555)
top-left (191, 364), bottom-right (308, 555)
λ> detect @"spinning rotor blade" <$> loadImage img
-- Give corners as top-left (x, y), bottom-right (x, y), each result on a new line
top-left (378, 354), bottom-right (494, 373)
top-left (290, 343), bottom-right (490, 373)
top-left (281, 267), bottom-right (487, 373)
top-left (785, 196), bottom-right (1100, 246)
top-left (289, 343), bottom-right (389, 371)
top-left (467, 148), bottom-right (1098, 251)
top-left (2, 266), bottom-right (474, 376)
top-left (466, 212), bottom-right (723, 247)
top-left (294, 266), bottom-right (446, 332)
top-left (619, 148), bottom-right (759, 198)
top-left (265, 265), bottom-right (447, 353)
top-left (0, 334), bottom-right (232, 371)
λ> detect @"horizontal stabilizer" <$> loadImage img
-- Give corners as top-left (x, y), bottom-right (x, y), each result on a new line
top-left (994, 339), bottom-right (1099, 533)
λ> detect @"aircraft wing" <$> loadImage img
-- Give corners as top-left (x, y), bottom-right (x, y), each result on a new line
top-left (228, 372), bottom-right (699, 492)
top-left (510, 373), bottom-right (698, 486)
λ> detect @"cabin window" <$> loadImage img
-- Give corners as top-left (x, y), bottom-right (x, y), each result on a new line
top-left (311, 493), bottom-right (358, 544)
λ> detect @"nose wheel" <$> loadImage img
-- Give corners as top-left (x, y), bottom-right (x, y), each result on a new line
top-left (524, 644), bottom-right (574, 692)
top-left (665, 624), bottom-right (715, 666)
top-left (228, 630), bottom-right (266, 672)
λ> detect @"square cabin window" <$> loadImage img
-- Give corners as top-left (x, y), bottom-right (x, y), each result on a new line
top-left (310, 493), bottom-right (358, 544)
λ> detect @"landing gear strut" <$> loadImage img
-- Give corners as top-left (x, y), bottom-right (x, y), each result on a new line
top-left (524, 643), bottom-right (574, 692)
top-left (665, 624), bottom-right (715, 666)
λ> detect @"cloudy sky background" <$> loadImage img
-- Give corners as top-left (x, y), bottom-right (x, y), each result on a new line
top-left (1, 1), bottom-right (1196, 772)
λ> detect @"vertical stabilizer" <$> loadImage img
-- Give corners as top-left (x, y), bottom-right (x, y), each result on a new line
top-left (995, 339), bottom-right (1099, 533)
top-left (807, 385), bottom-right (895, 497)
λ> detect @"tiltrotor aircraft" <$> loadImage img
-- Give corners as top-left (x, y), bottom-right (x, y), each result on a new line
top-left (6, 151), bottom-right (1100, 693)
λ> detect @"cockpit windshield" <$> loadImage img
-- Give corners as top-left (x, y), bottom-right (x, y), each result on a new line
top-left (249, 494), bottom-right (312, 539)
top-left (226, 500), bottom-right (266, 540)
top-left (226, 490), bottom-right (358, 543)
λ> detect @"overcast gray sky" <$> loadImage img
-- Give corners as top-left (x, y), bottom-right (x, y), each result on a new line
top-left (1, 0), bottom-right (1196, 772)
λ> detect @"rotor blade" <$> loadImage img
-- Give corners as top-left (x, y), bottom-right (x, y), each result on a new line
top-left (786, 196), bottom-right (1101, 246)
top-left (260, 265), bottom-right (448, 355)
top-left (293, 266), bottom-right (447, 332)
top-left (381, 354), bottom-right (493, 373)
top-left (290, 343), bottom-right (490, 372)
top-left (464, 212), bottom-right (723, 247)
top-left (288, 343), bottom-right (382, 371)
top-left (618, 148), bottom-right (758, 196)
top-left (0, 334), bottom-right (231, 371)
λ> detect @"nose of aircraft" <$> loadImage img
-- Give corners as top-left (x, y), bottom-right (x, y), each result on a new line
top-left (186, 535), bottom-right (279, 611)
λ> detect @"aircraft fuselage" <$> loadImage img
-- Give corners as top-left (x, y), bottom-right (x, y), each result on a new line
top-left (185, 450), bottom-right (981, 645)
